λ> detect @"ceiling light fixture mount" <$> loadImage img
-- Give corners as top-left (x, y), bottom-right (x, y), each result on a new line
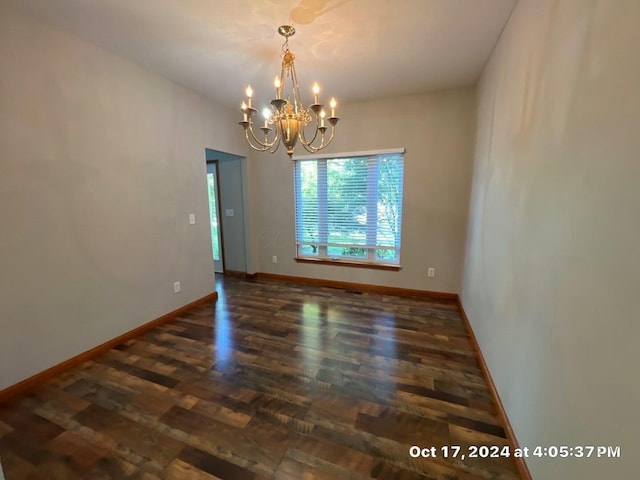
top-left (239, 25), bottom-right (339, 158)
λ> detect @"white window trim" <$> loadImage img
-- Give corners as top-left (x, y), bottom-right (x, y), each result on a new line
top-left (293, 147), bottom-right (405, 161)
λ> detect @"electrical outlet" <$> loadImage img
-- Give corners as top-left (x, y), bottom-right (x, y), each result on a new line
top-left (173, 281), bottom-right (181, 293)
top-left (189, 213), bottom-right (196, 224)
top-left (272, 255), bottom-right (278, 264)
top-left (427, 267), bottom-right (435, 278)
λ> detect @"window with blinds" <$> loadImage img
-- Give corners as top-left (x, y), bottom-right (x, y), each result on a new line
top-left (293, 149), bottom-right (404, 266)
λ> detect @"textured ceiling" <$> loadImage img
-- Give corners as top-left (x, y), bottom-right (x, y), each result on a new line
top-left (10, 0), bottom-right (517, 109)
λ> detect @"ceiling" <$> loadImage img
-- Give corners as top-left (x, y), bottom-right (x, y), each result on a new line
top-left (11, 0), bottom-right (517, 109)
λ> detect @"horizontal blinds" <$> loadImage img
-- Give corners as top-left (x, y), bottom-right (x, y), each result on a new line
top-left (294, 152), bottom-right (404, 258)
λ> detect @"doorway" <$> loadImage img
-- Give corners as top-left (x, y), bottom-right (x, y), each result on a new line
top-left (205, 148), bottom-right (249, 275)
top-left (206, 161), bottom-right (224, 273)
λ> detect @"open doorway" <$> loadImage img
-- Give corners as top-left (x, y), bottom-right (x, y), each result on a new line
top-left (205, 148), bottom-right (249, 276)
top-left (206, 161), bottom-right (224, 273)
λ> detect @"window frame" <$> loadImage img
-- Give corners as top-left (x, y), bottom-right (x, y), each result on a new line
top-left (293, 148), bottom-right (405, 269)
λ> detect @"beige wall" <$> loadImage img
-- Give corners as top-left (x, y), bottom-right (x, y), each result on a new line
top-left (461, 0), bottom-right (640, 478)
top-left (217, 157), bottom-right (248, 273)
top-left (0, 3), bottom-right (246, 390)
top-left (246, 88), bottom-right (476, 293)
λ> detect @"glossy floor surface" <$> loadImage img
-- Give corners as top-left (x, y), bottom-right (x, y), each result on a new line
top-left (0, 276), bottom-right (521, 479)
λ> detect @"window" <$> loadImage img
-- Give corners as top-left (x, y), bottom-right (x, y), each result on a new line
top-left (294, 149), bottom-right (404, 267)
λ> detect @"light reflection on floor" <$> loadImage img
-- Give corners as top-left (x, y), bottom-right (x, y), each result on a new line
top-left (213, 274), bottom-right (233, 371)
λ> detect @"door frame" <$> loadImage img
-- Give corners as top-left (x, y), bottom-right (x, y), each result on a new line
top-left (206, 159), bottom-right (226, 273)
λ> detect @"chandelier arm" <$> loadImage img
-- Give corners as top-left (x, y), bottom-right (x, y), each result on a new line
top-left (299, 110), bottom-right (328, 148)
top-left (244, 133), bottom-right (271, 152)
top-left (299, 113), bottom-right (334, 149)
top-left (244, 128), bottom-right (278, 152)
top-left (298, 123), bottom-right (319, 147)
top-left (300, 126), bottom-right (336, 153)
top-left (298, 107), bottom-right (324, 146)
top-left (268, 128), bottom-right (283, 154)
top-left (246, 124), bottom-right (280, 150)
top-left (298, 120), bottom-right (319, 150)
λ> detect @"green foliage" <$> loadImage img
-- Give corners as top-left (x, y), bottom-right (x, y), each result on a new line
top-left (341, 247), bottom-right (367, 257)
top-left (327, 157), bottom-right (368, 236)
top-left (376, 248), bottom-right (396, 260)
top-left (207, 174), bottom-right (220, 261)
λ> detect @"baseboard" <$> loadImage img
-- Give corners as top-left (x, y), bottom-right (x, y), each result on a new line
top-left (256, 272), bottom-right (457, 300)
top-left (456, 296), bottom-right (532, 480)
top-left (0, 291), bottom-right (218, 403)
top-left (223, 270), bottom-right (257, 280)
top-left (222, 270), bottom-right (246, 278)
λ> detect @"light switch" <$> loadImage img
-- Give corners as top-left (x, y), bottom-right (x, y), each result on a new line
top-left (225, 209), bottom-right (234, 217)
top-left (189, 213), bottom-right (196, 224)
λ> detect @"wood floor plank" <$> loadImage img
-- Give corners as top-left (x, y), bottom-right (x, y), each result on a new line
top-left (0, 275), bottom-right (521, 479)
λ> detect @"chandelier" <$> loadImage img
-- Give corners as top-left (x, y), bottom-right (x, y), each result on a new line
top-left (239, 25), bottom-right (339, 158)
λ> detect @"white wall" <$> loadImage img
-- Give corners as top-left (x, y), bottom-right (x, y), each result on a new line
top-left (461, 0), bottom-right (640, 478)
top-left (246, 88), bottom-right (476, 293)
top-left (0, 3), bottom-right (246, 390)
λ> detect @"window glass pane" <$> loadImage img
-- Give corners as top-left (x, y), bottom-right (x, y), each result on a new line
top-left (297, 160), bottom-right (318, 243)
top-left (377, 155), bottom-right (403, 249)
top-left (207, 173), bottom-right (220, 261)
top-left (327, 158), bottom-right (367, 247)
top-left (300, 244), bottom-right (318, 255)
top-left (376, 248), bottom-right (397, 261)
top-left (294, 151), bottom-right (404, 265)
top-left (327, 246), bottom-right (367, 258)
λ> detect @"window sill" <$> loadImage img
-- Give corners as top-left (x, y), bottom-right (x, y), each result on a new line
top-left (294, 257), bottom-right (401, 271)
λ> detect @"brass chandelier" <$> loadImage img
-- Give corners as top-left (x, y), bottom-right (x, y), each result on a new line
top-left (239, 25), bottom-right (339, 158)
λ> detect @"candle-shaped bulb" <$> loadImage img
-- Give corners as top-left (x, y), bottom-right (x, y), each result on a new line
top-left (274, 77), bottom-right (281, 99)
top-left (320, 109), bottom-right (326, 127)
top-left (262, 108), bottom-right (271, 120)
top-left (241, 101), bottom-right (248, 122)
top-left (329, 97), bottom-right (336, 117)
top-left (245, 85), bottom-right (253, 108)
top-left (312, 83), bottom-right (320, 104)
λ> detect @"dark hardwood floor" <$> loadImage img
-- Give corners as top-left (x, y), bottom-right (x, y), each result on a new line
top-left (0, 275), bottom-right (521, 479)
